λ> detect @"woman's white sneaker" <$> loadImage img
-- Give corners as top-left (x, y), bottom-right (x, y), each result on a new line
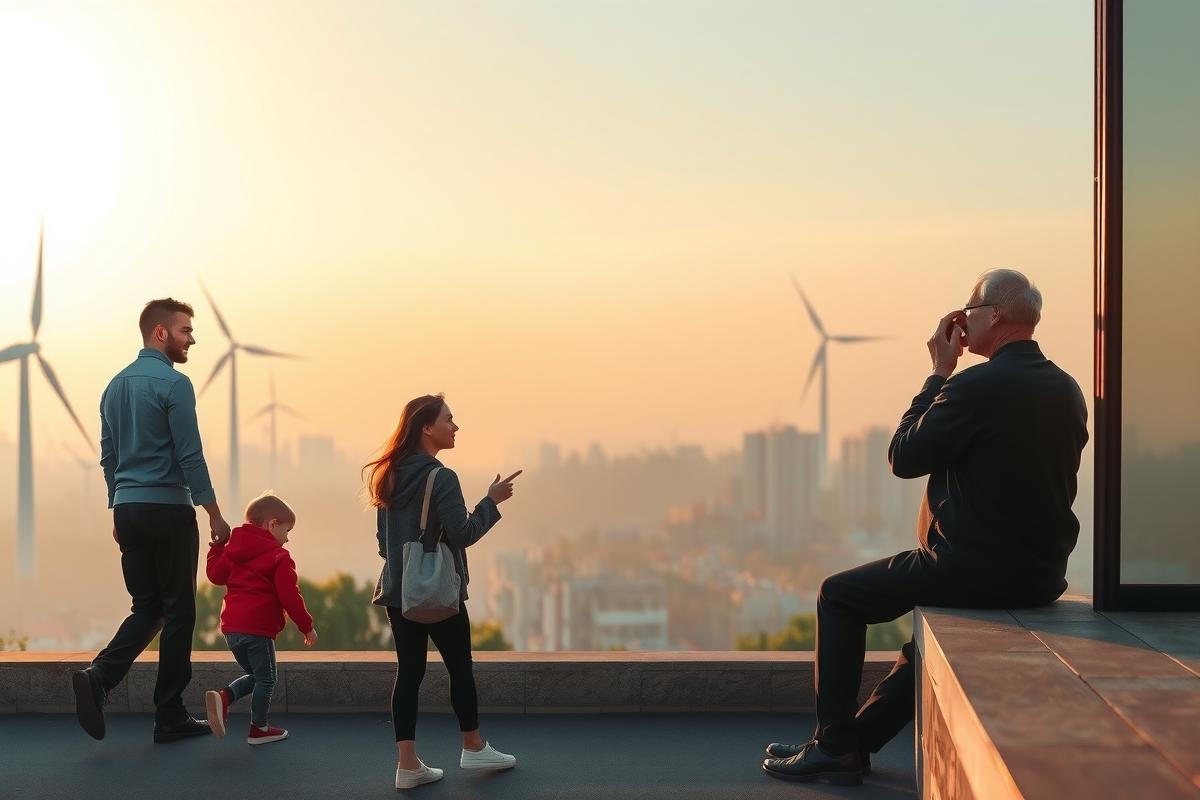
top-left (395, 762), bottom-right (444, 789)
top-left (460, 742), bottom-right (516, 770)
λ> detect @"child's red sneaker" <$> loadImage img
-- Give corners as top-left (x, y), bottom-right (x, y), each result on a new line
top-left (247, 724), bottom-right (289, 746)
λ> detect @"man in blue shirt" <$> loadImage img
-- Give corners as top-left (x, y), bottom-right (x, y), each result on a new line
top-left (72, 298), bottom-right (232, 744)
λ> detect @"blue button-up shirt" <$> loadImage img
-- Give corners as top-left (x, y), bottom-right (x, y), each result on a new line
top-left (99, 348), bottom-right (217, 507)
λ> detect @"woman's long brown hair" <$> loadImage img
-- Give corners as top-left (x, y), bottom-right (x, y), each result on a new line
top-left (363, 394), bottom-right (445, 508)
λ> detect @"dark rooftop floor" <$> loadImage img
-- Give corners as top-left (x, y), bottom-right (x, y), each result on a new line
top-left (1, 712), bottom-right (915, 799)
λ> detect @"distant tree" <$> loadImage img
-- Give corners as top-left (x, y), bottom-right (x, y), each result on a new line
top-left (0, 629), bottom-right (29, 651)
top-left (736, 614), bottom-right (816, 650)
top-left (194, 572), bottom-right (390, 651)
top-left (865, 613), bottom-right (913, 650)
top-left (274, 573), bottom-right (391, 651)
top-left (192, 572), bottom-right (511, 652)
top-left (194, 583), bottom-right (224, 649)
top-left (736, 613), bottom-right (912, 651)
top-left (470, 620), bottom-right (512, 651)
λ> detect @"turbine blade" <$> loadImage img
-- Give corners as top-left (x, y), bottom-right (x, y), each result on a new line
top-left (249, 406), bottom-right (272, 422)
top-left (789, 275), bottom-right (826, 337)
top-left (800, 343), bottom-right (826, 402)
top-left (198, 280), bottom-right (234, 341)
top-left (198, 350), bottom-right (233, 396)
top-left (0, 343), bottom-right (35, 363)
top-left (830, 335), bottom-right (888, 343)
top-left (277, 404), bottom-right (305, 420)
top-left (35, 354), bottom-right (92, 447)
top-left (239, 344), bottom-right (300, 359)
top-left (31, 223), bottom-right (44, 339)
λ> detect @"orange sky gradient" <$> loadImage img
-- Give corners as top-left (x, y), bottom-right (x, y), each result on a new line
top-left (1, 1), bottom-right (1094, 480)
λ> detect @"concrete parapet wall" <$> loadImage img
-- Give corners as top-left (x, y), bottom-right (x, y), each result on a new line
top-left (0, 651), bottom-right (898, 715)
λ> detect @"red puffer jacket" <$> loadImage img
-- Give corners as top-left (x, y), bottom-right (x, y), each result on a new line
top-left (206, 524), bottom-right (314, 638)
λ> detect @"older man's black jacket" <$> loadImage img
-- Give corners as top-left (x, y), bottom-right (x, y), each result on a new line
top-left (889, 340), bottom-right (1088, 598)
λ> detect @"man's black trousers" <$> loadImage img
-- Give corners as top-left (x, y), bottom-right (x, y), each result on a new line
top-left (91, 503), bottom-right (200, 725)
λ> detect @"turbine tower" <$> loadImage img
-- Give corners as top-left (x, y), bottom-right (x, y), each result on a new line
top-left (249, 374), bottom-right (303, 487)
top-left (198, 282), bottom-right (299, 513)
top-left (791, 276), bottom-right (885, 487)
top-left (0, 225), bottom-right (92, 576)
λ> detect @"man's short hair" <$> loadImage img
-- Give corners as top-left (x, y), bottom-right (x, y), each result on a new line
top-left (139, 298), bottom-right (195, 339)
top-left (976, 269), bottom-right (1042, 327)
top-left (245, 491), bottom-right (297, 527)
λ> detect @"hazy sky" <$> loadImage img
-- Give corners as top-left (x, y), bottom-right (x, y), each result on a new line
top-left (1, 0), bottom-right (1093, 479)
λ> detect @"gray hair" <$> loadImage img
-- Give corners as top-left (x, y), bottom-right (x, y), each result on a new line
top-left (974, 268), bottom-right (1042, 327)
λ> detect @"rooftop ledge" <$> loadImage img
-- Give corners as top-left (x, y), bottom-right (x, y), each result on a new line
top-left (915, 595), bottom-right (1200, 799)
top-left (0, 650), bottom-right (899, 715)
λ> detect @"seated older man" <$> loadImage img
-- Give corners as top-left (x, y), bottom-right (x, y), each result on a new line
top-left (763, 269), bottom-right (1088, 786)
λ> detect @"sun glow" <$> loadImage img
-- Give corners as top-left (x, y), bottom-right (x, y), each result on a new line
top-left (0, 12), bottom-right (126, 253)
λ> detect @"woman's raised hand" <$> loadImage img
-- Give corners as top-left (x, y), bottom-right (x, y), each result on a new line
top-left (488, 470), bottom-right (523, 504)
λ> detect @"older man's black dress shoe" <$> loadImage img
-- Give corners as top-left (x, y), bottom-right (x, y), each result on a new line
top-left (153, 716), bottom-right (212, 743)
top-left (762, 740), bottom-right (865, 785)
top-left (71, 668), bottom-right (107, 740)
top-left (765, 741), bottom-right (871, 774)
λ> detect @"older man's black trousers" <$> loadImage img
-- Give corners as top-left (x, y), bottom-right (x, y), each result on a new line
top-left (814, 548), bottom-right (1055, 755)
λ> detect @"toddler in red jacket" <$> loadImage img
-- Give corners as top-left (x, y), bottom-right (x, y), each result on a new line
top-left (203, 491), bottom-right (317, 745)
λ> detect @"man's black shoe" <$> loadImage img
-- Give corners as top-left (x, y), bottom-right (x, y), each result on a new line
top-left (762, 740), bottom-right (864, 785)
top-left (152, 716), bottom-right (212, 744)
top-left (765, 742), bottom-right (871, 774)
top-left (71, 668), bottom-right (106, 741)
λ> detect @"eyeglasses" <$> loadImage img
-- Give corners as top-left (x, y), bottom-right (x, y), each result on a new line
top-left (962, 302), bottom-right (996, 313)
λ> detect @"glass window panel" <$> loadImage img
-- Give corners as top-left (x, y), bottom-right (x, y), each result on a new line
top-left (1120, 0), bottom-right (1200, 583)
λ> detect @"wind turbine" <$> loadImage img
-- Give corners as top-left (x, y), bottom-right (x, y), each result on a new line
top-left (790, 276), bottom-right (885, 487)
top-left (0, 225), bottom-right (92, 576)
top-left (249, 374), bottom-right (303, 487)
top-left (198, 282), bottom-right (299, 512)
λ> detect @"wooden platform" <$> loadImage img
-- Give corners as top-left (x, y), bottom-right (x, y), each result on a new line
top-left (915, 596), bottom-right (1200, 798)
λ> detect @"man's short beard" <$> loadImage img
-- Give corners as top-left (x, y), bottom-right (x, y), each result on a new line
top-left (165, 335), bottom-right (189, 363)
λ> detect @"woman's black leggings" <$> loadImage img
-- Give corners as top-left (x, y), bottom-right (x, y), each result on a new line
top-left (386, 605), bottom-right (479, 741)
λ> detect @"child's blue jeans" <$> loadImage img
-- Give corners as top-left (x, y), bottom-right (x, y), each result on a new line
top-left (225, 632), bottom-right (277, 727)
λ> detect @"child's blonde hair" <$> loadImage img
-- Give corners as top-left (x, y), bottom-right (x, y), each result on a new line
top-left (245, 491), bottom-right (296, 527)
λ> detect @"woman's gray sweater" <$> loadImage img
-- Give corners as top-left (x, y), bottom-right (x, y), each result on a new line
top-left (372, 452), bottom-right (501, 608)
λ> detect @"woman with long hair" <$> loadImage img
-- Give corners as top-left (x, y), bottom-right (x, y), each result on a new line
top-left (365, 393), bottom-right (522, 789)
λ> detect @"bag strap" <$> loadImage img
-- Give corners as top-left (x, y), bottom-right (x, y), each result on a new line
top-left (417, 467), bottom-right (442, 542)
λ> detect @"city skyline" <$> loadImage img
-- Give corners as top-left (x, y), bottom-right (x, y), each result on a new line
top-left (0, 417), bottom-right (1096, 649)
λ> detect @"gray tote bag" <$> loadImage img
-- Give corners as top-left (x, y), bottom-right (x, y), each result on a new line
top-left (400, 467), bottom-right (462, 623)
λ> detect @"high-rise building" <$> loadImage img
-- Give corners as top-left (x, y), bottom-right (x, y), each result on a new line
top-left (538, 441), bottom-right (563, 473)
top-left (297, 435), bottom-right (337, 466)
top-left (839, 426), bottom-right (922, 544)
top-left (742, 426), bottom-right (821, 551)
top-left (742, 431), bottom-right (767, 517)
top-left (487, 550), bottom-right (547, 651)
top-left (764, 426), bottom-right (820, 551)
